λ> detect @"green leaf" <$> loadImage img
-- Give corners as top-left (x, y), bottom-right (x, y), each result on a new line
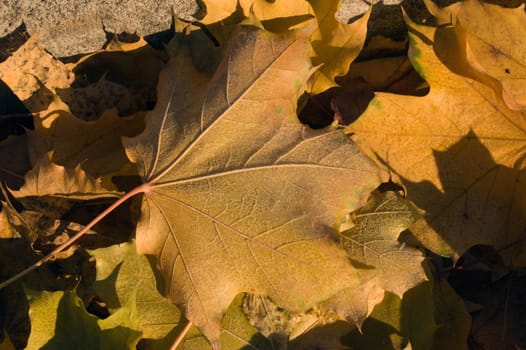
top-left (220, 294), bottom-right (274, 350)
top-left (25, 288), bottom-right (141, 350)
top-left (91, 242), bottom-right (271, 349)
top-left (89, 241), bottom-right (182, 340)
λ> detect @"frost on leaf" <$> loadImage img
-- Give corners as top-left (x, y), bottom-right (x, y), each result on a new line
top-left (124, 25), bottom-right (385, 345)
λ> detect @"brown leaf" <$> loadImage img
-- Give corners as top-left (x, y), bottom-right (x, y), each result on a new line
top-left (28, 99), bottom-right (145, 182)
top-left (125, 26), bottom-right (385, 345)
top-left (0, 135), bottom-right (31, 190)
top-left (307, 0), bottom-right (370, 94)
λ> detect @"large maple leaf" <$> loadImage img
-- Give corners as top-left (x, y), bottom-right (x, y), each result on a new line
top-left (346, 18), bottom-right (526, 264)
top-left (124, 25), bottom-right (385, 345)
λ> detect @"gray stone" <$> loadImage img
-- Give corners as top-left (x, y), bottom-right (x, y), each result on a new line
top-left (0, 0), bottom-right (23, 37)
top-left (1, 0), bottom-right (198, 57)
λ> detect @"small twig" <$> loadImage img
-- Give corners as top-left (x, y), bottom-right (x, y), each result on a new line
top-left (170, 320), bottom-right (193, 350)
top-left (0, 183), bottom-right (149, 290)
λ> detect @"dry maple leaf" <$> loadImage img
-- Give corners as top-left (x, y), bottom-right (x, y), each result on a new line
top-left (12, 152), bottom-right (118, 200)
top-left (0, 135), bottom-right (31, 190)
top-left (307, 0), bottom-right (370, 94)
top-left (124, 25), bottom-right (385, 346)
top-left (346, 18), bottom-right (526, 264)
top-left (27, 99), bottom-right (145, 182)
top-left (424, 0), bottom-right (526, 111)
top-left (0, 36), bottom-right (74, 112)
top-left (199, 0), bottom-right (314, 26)
top-left (0, 34), bottom-right (148, 186)
top-left (339, 190), bottom-right (425, 296)
top-left (197, 0), bottom-right (369, 94)
top-left (243, 0), bottom-right (314, 24)
top-left (316, 190), bottom-right (426, 330)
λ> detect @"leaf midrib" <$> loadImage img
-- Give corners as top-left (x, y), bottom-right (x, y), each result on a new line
top-left (151, 163), bottom-right (372, 188)
top-left (148, 34), bottom-right (305, 185)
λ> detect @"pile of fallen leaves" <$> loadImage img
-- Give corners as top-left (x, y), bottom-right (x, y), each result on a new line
top-left (0, 0), bottom-right (525, 349)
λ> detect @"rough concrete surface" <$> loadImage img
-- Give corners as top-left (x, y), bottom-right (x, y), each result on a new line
top-left (0, 0), bottom-right (407, 58)
top-left (1, 0), bottom-right (199, 57)
top-left (0, 0), bottom-right (23, 37)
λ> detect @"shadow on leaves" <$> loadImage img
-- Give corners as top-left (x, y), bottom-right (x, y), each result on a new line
top-left (389, 130), bottom-right (526, 264)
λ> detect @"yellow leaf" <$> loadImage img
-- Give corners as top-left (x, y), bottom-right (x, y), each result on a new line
top-left (240, 0), bottom-right (313, 20)
top-left (198, 0), bottom-right (367, 94)
top-left (425, 0), bottom-right (526, 111)
top-left (200, 0), bottom-right (313, 26)
top-left (346, 18), bottom-right (526, 263)
top-left (0, 208), bottom-right (18, 239)
top-left (240, 0), bottom-right (314, 31)
top-left (308, 0), bottom-right (370, 94)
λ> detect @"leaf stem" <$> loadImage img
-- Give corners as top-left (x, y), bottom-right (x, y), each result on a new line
top-left (170, 320), bottom-right (193, 350)
top-left (0, 183), bottom-right (150, 290)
